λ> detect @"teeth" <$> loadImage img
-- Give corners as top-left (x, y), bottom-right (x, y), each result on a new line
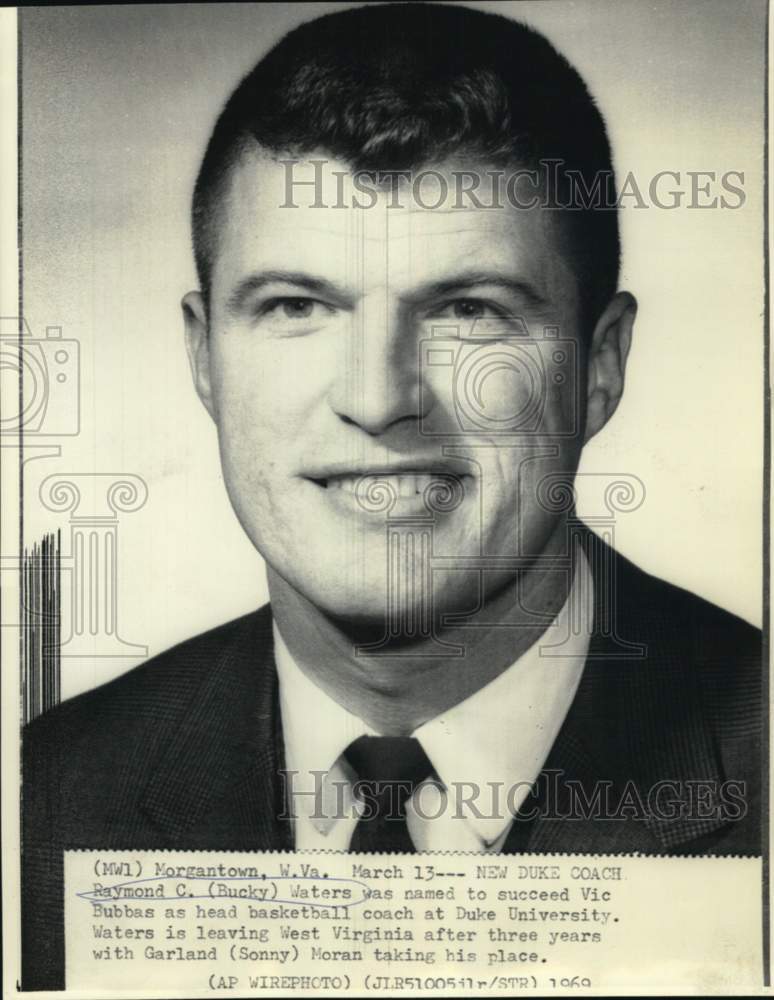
top-left (327, 474), bottom-right (448, 499)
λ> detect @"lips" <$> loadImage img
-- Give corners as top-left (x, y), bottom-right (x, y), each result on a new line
top-left (320, 472), bottom-right (458, 499)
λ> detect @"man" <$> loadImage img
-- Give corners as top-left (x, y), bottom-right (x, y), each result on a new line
top-left (22, 3), bottom-right (761, 988)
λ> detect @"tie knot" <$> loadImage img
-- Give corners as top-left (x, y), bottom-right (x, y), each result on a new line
top-left (344, 735), bottom-right (432, 787)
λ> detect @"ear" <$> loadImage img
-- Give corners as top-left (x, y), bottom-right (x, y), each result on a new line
top-left (182, 290), bottom-right (217, 421)
top-left (583, 291), bottom-right (637, 444)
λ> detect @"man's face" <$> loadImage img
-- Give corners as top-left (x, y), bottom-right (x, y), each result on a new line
top-left (184, 153), bottom-right (625, 623)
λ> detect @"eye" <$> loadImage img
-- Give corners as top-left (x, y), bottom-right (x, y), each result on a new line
top-left (266, 297), bottom-right (318, 319)
top-left (281, 299), bottom-right (313, 318)
top-left (427, 299), bottom-right (505, 321)
top-left (451, 300), bottom-right (490, 319)
top-left (422, 298), bottom-right (514, 339)
top-left (255, 296), bottom-right (338, 334)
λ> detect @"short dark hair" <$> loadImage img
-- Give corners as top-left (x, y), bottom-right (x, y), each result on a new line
top-left (193, 2), bottom-right (620, 331)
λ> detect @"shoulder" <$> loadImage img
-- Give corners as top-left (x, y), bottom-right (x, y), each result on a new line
top-left (606, 543), bottom-right (762, 773)
top-left (613, 545), bottom-right (760, 681)
top-left (580, 529), bottom-right (762, 761)
top-left (23, 605), bottom-right (273, 774)
top-left (576, 536), bottom-right (762, 854)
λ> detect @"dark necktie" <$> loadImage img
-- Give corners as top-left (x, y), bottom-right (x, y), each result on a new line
top-left (345, 735), bottom-right (433, 854)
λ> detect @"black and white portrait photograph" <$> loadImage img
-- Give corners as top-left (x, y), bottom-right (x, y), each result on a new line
top-left (2, 1), bottom-right (767, 995)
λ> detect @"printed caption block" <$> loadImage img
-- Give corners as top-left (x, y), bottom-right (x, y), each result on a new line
top-left (65, 850), bottom-right (762, 995)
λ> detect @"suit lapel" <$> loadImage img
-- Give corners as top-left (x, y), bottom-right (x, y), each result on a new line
top-left (139, 524), bottom-right (731, 856)
top-left (139, 609), bottom-right (291, 850)
top-left (505, 524), bottom-right (731, 855)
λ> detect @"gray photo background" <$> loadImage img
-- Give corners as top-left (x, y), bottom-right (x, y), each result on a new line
top-left (18, 1), bottom-right (766, 698)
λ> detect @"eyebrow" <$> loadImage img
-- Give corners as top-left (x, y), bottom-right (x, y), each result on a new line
top-left (224, 268), bottom-right (548, 317)
top-left (411, 272), bottom-right (549, 311)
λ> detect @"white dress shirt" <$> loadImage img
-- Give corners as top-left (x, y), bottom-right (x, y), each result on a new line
top-left (276, 549), bottom-right (593, 853)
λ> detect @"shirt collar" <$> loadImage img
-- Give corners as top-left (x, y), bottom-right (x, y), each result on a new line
top-left (415, 547), bottom-right (593, 844)
top-left (276, 629), bottom-right (376, 785)
top-left (275, 547), bottom-right (593, 847)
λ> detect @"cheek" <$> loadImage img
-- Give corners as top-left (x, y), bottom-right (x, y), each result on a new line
top-left (422, 337), bottom-right (583, 439)
top-left (538, 338), bottom-right (584, 436)
top-left (469, 433), bottom-right (582, 554)
top-left (210, 336), bottom-right (333, 439)
top-left (206, 347), bottom-right (301, 529)
top-left (213, 367), bottom-right (283, 484)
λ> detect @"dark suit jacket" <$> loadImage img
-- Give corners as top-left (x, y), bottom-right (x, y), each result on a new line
top-left (21, 532), bottom-right (762, 989)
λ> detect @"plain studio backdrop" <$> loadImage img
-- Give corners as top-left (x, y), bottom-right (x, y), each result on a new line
top-left (17, 1), bottom-right (765, 700)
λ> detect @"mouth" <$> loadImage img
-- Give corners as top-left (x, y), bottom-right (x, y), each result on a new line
top-left (310, 471), bottom-right (466, 499)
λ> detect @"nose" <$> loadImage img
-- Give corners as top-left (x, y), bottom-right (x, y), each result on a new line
top-left (327, 300), bottom-right (429, 435)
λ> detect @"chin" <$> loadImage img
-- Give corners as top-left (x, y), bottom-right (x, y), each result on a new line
top-left (295, 569), bottom-right (473, 639)
top-left (304, 581), bottom-right (391, 625)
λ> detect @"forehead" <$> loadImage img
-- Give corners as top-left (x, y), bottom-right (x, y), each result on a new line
top-left (211, 151), bottom-right (579, 309)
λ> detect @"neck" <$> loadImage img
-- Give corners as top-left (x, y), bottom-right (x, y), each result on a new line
top-left (269, 520), bottom-right (574, 735)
